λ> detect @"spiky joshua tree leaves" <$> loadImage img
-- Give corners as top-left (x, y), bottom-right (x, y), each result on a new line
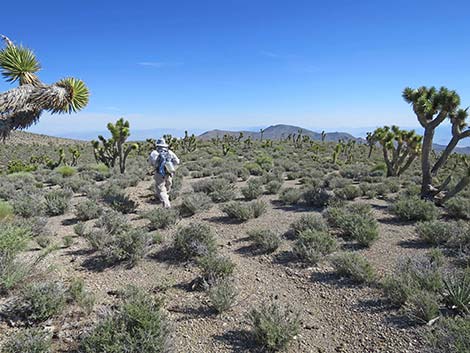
top-left (403, 86), bottom-right (470, 203)
top-left (0, 35), bottom-right (89, 139)
top-left (371, 125), bottom-right (422, 177)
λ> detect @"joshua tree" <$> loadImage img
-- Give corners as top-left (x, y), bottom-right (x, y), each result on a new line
top-left (259, 128), bottom-right (265, 142)
top-left (366, 132), bottom-right (376, 158)
top-left (0, 35), bottom-right (89, 139)
top-left (321, 130), bottom-right (327, 142)
top-left (92, 118), bottom-right (138, 173)
top-left (371, 126), bottom-right (422, 177)
top-left (403, 86), bottom-right (470, 202)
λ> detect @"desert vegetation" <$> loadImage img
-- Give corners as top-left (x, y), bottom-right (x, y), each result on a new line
top-left (1, 42), bottom-right (470, 352)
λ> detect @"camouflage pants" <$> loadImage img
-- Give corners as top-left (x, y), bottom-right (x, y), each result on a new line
top-left (154, 173), bottom-right (173, 208)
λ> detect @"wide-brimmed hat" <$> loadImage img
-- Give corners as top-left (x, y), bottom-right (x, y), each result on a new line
top-left (156, 138), bottom-right (169, 148)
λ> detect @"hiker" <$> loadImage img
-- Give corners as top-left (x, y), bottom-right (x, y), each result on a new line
top-left (148, 138), bottom-right (180, 208)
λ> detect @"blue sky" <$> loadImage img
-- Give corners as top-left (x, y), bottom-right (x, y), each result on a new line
top-left (2, 0), bottom-right (470, 141)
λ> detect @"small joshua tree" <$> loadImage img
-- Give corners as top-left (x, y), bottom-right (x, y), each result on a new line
top-left (371, 125), bottom-right (422, 177)
top-left (0, 35), bottom-right (89, 139)
top-left (321, 130), bottom-right (327, 142)
top-left (92, 118), bottom-right (138, 173)
top-left (181, 130), bottom-right (197, 153)
top-left (403, 86), bottom-right (470, 203)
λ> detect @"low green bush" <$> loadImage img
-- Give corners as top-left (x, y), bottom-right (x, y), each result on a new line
top-left (142, 208), bottom-right (179, 230)
top-left (0, 223), bottom-right (31, 256)
top-left (293, 230), bottom-right (337, 265)
top-left (251, 199), bottom-right (267, 218)
top-left (0, 201), bottom-right (13, 220)
top-left (11, 191), bottom-right (45, 218)
top-left (74, 199), bottom-right (103, 221)
top-left (18, 281), bottom-right (67, 323)
top-left (241, 178), bottom-right (264, 200)
top-left (174, 223), bottom-right (217, 259)
top-left (279, 187), bottom-right (302, 205)
top-left (179, 192), bottom-right (212, 217)
top-left (1, 328), bottom-right (51, 353)
top-left (442, 268), bottom-right (470, 316)
top-left (208, 280), bottom-right (237, 314)
top-left (302, 187), bottom-right (333, 207)
top-left (247, 300), bottom-right (300, 352)
top-left (55, 165), bottom-right (77, 178)
top-left (404, 290), bottom-right (440, 324)
top-left (197, 254), bottom-right (235, 285)
top-left (331, 252), bottom-right (376, 284)
top-left (390, 196), bottom-right (439, 221)
top-left (247, 229), bottom-right (282, 254)
top-left (291, 214), bottom-right (328, 236)
top-left (79, 287), bottom-right (171, 353)
top-left (334, 184), bottom-right (362, 200)
top-left (265, 180), bottom-right (283, 194)
top-left (416, 220), bottom-right (458, 246)
top-left (427, 317), bottom-right (470, 353)
top-left (445, 197), bottom-right (470, 219)
top-left (222, 201), bottom-right (254, 222)
top-left (44, 189), bottom-right (73, 216)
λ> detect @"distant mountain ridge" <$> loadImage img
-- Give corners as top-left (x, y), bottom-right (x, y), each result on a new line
top-left (199, 124), bottom-right (360, 142)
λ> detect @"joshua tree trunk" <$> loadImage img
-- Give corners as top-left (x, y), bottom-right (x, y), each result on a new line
top-left (420, 129), bottom-right (435, 199)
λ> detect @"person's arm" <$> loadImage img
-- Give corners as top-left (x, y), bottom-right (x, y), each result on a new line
top-left (148, 150), bottom-right (158, 166)
top-left (170, 151), bottom-right (180, 165)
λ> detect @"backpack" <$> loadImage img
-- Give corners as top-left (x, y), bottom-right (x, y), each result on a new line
top-left (155, 150), bottom-right (175, 176)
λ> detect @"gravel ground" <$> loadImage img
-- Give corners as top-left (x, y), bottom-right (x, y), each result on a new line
top-left (0, 175), bottom-right (431, 352)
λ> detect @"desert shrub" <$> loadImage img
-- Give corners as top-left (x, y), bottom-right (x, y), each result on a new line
top-left (390, 195), bottom-right (439, 221)
top-left (79, 287), bottom-right (171, 353)
top-left (244, 162), bottom-right (264, 176)
top-left (36, 235), bottom-right (52, 249)
top-left (44, 189), bottom-right (73, 216)
top-left (250, 199), bottom-right (267, 218)
top-left (6, 160), bottom-right (37, 174)
top-left (222, 201), bottom-right (253, 222)
top-left (331, 252), bottom-right (376, 284)
top-left (98, 228), bottom-right (152, 267)
top-left (60, 176), bottom-right (87, 192)
top-left (1, 328), bottom-right (52, 353)
top-left (179, 192), bottom-right (212, 217)
top-left (208, 280), bottom-right (237, 314)
top-left (0, 201), bottom-right (13, 220)
top-left (0, 223), bottom-right (31, 255)
top-left (102, 185), bottom-right (137, 214)
top-left (208, 179), bottom-right (236, 203)
top-left (293, 230), bottom-right (337, 265)
top-left (404, 290), bottom-right (440, 324)
top-left (74, 222), bottom-right (88, 237)
top-left (445, 197), bottom-right (470, 219)
top-left (291, 214), bottom-right (328, 236)
top-left (23, 216), bottom-right (48, 237)
top-left (142, 208), bottom-right (179, 230)
top-left (382, 253), bottom-right (443, 307)
top-left (55, 165), bottom-right (77, 178)
top-left (442, 268), bottom-right (470, 316)
top-left (0, 252), bottom-right (34, 294)
top-left (427, 317), bottom-right (470, 353)
top-left (416, 220), bottom-right (458, 246)
top-left (218, 172), bottom-right (238, 183)
top-left (324, 204), bottom-right (378, 247)
top-left (247, 300), bottom-right (300, 352)
top-left (279, 187), bottom-right (302, 205)
top-left (241, 178), bottom-right (264, 200)
top-left (247, 229), bottom-right (281, 254)
top-left (265, 180), bottom-right (282, 194)
top-left (67, 278), bottom-right (95, 314)
top-left (96, 209), bottom-right (130, 235)
top-left (74, 199), bottom-right (103, 221)
top-left (174, 223), bottom-right (217, 259)
top-left (302, 187), bottom-right (333, 207)
top-left (11, 191), bottom-right (45, 218)
top-left (63, 235), bottom-right (74, 248)
top-left (18, 281), bottom-right (67, 322)
top-left (197, 254), bottom-right (235, 285)
top-left (334, 184), bottom-right (362, 200)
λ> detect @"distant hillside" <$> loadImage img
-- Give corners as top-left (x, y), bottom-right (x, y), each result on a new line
top-left (199, 124), bottom-right (360, 142)
top-left (5, 131), bottom-right (86, 145)
top-left (433, 143), bottom-right (470, 155)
